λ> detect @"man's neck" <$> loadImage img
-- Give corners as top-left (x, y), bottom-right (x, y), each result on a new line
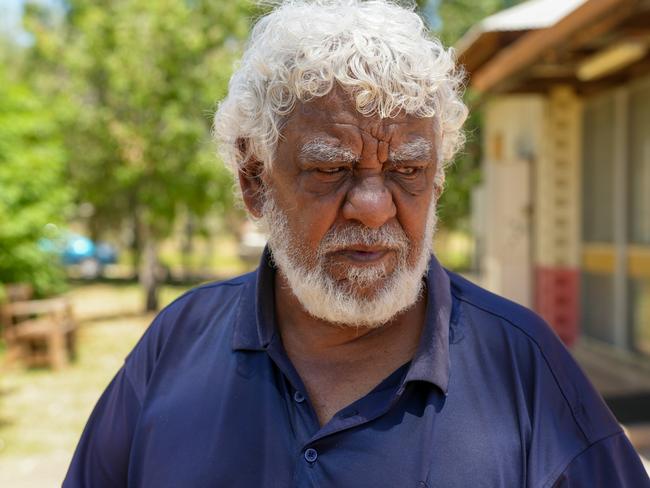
top-left (274, 272), bottom-right (427, 425)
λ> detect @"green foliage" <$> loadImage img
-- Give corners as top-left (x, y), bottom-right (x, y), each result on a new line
top-left (436, 0), bottom-right (506, 45)
top-left (0, 66), bottom-right (70, 297)
top-left (25, 0), bottom-right (253, 239)
top-left (436, 101), bottom-right (483, 229)
top-left (18, 0), bottom-right (256, 309)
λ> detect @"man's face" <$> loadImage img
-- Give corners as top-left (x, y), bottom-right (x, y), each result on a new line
top-left (255, 88), bottom-right (440, 327)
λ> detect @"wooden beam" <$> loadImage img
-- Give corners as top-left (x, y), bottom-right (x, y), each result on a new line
top-left (457, 31), bottom-right (501, 74)
top-left (471, 0), bottom-right (639, 94)
top-left (501, 54), bottom-right (650, 96)
top-left (528, 64), bottom-right (577, 78)
top-left (565, 2), bottom-right (638, 52)
top-left (577, 54), bottom-right (650, 94)
top-left (458, 31), bottom-right (525, 74)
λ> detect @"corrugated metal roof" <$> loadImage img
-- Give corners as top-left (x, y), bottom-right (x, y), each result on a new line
top-left (457, 0), bottom-right (589, 59)
top-left (479, 0), bottom-right (588, 32)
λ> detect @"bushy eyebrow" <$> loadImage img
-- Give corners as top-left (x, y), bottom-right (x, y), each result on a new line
top-left (298, 139), bottom-right (359, 164)
top-left (389, 138), bottom-right (433, 162)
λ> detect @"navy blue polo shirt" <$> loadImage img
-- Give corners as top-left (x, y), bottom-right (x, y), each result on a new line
top-left (64, 250), bottom-right (649, 487)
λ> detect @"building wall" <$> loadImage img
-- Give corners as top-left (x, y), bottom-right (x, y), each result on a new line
top-left (480, 78), bottom-right (650, 353)
top-left (534, 87), bottom-right (582, 346)
top-left (581, 76), bottom-right (650, 355)
top-left (480, 90), bottom-right (582, 345)
top-left (481, 96), bottom-right (545, 308)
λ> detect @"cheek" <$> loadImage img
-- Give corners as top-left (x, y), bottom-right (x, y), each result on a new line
top-left (267, 169), bottom-right (343, 246)
top-left (393, 192), bottom-right (434, 252)
top-left (279, 185), bottom-right (345, 251)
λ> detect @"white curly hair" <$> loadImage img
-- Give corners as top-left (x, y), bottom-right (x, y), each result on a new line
top-left (213, 0), bottom-right (468, 188)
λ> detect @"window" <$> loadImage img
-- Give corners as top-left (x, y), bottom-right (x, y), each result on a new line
top-left (629, 79), bottom-right (650, 245)
top-left (582, 93), bottom-right (616, 243)
top-left (581, 77), bottom-right (650, 355)
top-left (582, 272), bottom-right (616, 345)
top-left (630, 278), bottom-right (650, 355)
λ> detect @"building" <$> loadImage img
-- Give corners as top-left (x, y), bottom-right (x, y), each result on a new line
top-left (458, 0), bottom-right (650, 365)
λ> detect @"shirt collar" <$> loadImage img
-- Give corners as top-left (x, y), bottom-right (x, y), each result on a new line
top-left (403, 253), bottom-right (452, 394)
top-left (232, 247), bottom-right (276, 351)
top-left (232, 247), bottom-right (452, 393)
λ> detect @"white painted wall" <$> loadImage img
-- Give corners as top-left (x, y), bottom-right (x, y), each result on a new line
top-left (479, 96), bottom-right (546, 307)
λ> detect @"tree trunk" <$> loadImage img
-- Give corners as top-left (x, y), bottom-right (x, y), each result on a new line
top-left (130, 208), bottom-right (142, 281)
top-left (139, 223), bottom-right (159, 312)
top-left (181, 213), bottom-right (194, 282)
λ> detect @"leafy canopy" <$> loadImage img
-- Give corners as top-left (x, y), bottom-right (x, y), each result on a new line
top-left (28, 0), bottom-right (255, 239)
top-left (0, 64), bottom-right (70, 297)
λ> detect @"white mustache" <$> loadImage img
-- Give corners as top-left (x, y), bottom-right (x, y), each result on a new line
top-left (318, 224), bottom-right (410, 256)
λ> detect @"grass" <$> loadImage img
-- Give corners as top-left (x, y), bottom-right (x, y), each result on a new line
top-left (0, 283), bottom-right (191, 487)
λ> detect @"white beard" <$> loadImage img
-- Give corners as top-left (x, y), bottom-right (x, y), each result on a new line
top-left (260, 192), bottom-right (438, 328)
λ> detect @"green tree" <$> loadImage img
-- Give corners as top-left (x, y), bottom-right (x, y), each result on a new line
top-left (24, 0), bottom-right (254, 310)
top-left (0, 62), bottom-right (70, 299)
top-left (436, 0), bottom-right (507, 45)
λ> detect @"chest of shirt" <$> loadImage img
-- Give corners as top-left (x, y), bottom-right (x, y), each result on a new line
top-left (126, 348), bottom-right (525, 488)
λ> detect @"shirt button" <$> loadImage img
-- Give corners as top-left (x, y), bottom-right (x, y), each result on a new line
top-left (304, 448), bottom-right (318, 463)
top-left (293, 391), bottom-right (305, 403)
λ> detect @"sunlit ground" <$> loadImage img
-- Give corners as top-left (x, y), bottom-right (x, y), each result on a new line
top-left (0, 284), bottom-right (190, 488)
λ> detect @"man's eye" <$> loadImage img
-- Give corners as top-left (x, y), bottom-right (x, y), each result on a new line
top-left (392, 167), bottom-right (419, 176)
top-left (318, 167), bottom-right (346, 174)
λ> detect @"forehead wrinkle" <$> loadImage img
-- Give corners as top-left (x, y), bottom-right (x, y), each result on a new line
top-left (298, 138), bottom-right (359, 164)
top-left (389, 138), bottom-right (433, 162)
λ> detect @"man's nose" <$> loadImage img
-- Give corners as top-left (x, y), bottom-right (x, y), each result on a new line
top-left (342, 175), bottom-right (396, 229)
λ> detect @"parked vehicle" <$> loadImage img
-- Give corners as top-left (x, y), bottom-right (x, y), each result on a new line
top-left (41, 233), bottom-right (119, 279)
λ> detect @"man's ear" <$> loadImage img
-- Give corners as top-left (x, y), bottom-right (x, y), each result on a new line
top-left (236, 138), bottom-right (265, 219)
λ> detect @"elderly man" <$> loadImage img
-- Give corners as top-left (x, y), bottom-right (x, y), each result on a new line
top-left (65, 1), bottom-right (649, 487)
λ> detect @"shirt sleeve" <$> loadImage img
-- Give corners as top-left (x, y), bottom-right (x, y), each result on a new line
top-left (62, 368), bottom-right (142, 488)
top-left (549, 431), bottom-right (650, 488)
top-left (62, 292), bottom-right (191, 487)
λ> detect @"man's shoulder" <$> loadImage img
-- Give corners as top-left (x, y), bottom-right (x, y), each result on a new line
top-left (446, 269), bottom-right (578, 386)
top-left (121, 271), bottom-right (257, 397)
top-left (139, 272), bottom-right (252, 335)
top-left (156, 270), bottom-right (256, 323)
top-left (446, 270), bottom-right (621, 444)
top-left (446, 270), bottom-right (556, 347)
top-left (172, 270), bottom-right (255, 304)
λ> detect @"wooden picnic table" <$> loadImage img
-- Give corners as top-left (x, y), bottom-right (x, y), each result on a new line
top-left (1, 290), bottom-right (77, 370)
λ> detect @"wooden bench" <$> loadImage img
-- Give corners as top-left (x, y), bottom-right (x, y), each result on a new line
top-left (1, 294), bottom-right (77, 370)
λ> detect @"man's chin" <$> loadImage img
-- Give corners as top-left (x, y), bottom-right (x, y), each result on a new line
top-left (276, 259), bottom-right (425, 328)
top-left (329, 275), bottom-right (392, 300)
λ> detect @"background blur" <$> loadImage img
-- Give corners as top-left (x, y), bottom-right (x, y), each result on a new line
top-left (1, 0), bottom-right (649, 485)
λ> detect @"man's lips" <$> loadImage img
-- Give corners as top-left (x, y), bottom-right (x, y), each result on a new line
top-left (329, 246), bottom-right (394, 263)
